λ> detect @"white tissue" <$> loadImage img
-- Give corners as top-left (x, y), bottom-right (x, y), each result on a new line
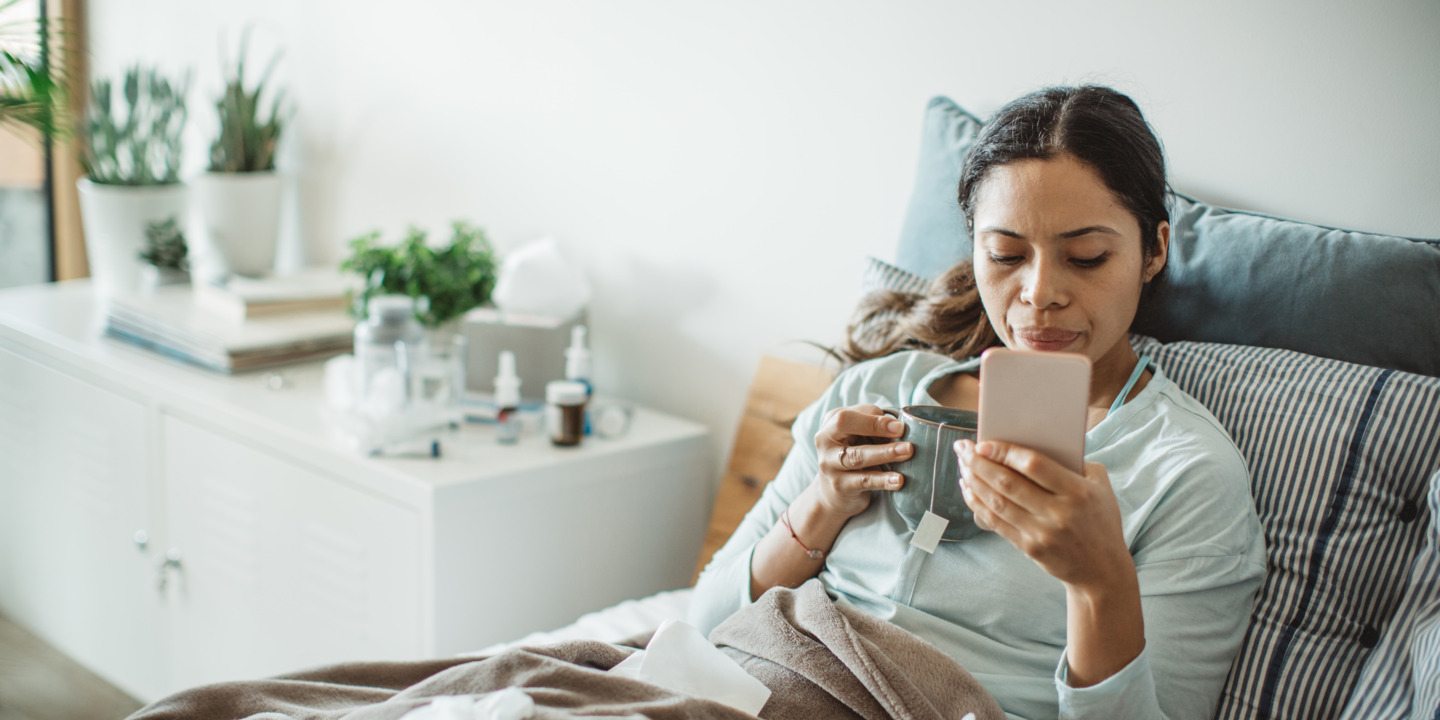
top-left (398, 689), bottom-right (534, 720)
top-left (323, 354), bottom-right (359, 411)
top-left (606, 620), bottom-right (771, 716)
top-left (491, 237), bottom-right (591, 319)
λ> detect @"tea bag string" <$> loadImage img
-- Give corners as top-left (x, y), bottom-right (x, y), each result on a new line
top-left (929, 433), bottom-right (942, 513)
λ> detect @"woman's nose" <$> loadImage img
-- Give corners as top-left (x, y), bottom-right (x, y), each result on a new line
top-left (1020, 257), bottom-right (1068, 308)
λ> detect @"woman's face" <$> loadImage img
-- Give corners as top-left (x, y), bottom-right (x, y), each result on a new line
top-left (970, 153), bottom-right (1168, 379)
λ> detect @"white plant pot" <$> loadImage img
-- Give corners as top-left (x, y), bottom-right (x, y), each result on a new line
top-left (77, 178), bottom-right (190, 299)
top-left (195, 171), bottom-right (283, 277)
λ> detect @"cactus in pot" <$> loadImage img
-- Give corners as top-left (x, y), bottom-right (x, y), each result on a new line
top-left (76, 64), bottom-right (191, 297)
top-left (196, 29), bottom-right (288, 278)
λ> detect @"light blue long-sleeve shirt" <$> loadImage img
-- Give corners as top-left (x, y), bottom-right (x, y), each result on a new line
top-left (690, 349), bottom-right (1266, 720)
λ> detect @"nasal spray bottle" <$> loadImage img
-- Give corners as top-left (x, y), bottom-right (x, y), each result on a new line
top-left (494, 350), bottom-right (522, 444)
top-left (564, 326), bottom-right (592, 434)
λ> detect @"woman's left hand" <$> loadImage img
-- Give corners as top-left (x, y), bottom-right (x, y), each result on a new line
top-left (955, 439), bottom-right (1132, 590)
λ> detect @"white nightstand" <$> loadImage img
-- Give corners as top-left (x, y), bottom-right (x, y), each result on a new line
top-left (0, 280), bottom-right (712, 704)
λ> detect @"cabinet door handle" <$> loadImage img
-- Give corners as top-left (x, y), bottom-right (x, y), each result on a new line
top-left (133, 529), bottom-right (149, 551)
top-left (155, 548), bottom-right (182, 593)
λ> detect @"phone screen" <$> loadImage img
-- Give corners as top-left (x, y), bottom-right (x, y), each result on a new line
top-left (977, 348), bottom-right (1091, 473)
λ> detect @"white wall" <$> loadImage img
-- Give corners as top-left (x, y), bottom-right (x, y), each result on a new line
top-left (87, 0), bottom-right (1440, 485)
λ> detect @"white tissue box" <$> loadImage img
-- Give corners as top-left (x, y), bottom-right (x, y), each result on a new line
top-left (462, 308), bottom-right (587, 401)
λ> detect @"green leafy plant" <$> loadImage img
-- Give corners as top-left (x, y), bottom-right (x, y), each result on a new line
top-left (137, 216), bottom-right (188, 271)
top-left (0, 0), bottom-right (67, 139)
top-left (81, 65), bottom-right (189, 185)
top-left (208, 28), bottom-right (284, 172)
top-left (341, 221), bottom-right (499, 329)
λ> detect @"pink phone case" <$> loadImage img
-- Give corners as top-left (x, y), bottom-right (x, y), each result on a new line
top-left (977, 348), bottom-right (1092, 473)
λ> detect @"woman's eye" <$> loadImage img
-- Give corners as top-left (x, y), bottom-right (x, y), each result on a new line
top-left (1071, 253), bottom-right (1109, 268)
top-left (987, 254), bottom-right (1023, 266)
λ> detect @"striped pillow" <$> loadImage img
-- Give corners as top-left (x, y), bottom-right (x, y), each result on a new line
top-left (1339, 469), bottom-right (1440, 719)
top-left (851, 256), bottom-right (931, 354)
top-left (1131, 336), bottom-right (1440, 720)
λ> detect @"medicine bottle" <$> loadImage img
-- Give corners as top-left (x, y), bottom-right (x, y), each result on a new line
top-left (545, 380), bottom-right (588, 447)
top-left (354, 295), bottom-right (425, 410)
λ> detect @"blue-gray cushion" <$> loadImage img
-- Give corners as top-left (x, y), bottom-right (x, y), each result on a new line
top-left (891, 95), bottom-right (1440, 377)
top-left (893, 96), bottom-right (980, 279)
top-left (1133, 196), bottom-right (1440, 379)
top-left (1340, 469), bottom-right (1440, 719)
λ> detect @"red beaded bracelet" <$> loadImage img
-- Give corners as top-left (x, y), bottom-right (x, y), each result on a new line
top-left (779, 506), bottom-right (828, 560)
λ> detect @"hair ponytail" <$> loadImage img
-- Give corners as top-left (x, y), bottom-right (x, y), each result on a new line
top-left (839, 260), bottom-right (1001, 366)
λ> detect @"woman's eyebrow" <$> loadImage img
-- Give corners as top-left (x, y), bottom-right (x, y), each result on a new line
top-left (976, 226), bottom-right (1024, 238)
top-left (976, 225), bottom-right (1119, 239)
top-left (1059, 225), bottom-right (1120, 238)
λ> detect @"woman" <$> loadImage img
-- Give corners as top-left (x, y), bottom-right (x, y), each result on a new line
top-left (690, 86), bottom-right (1267, 720)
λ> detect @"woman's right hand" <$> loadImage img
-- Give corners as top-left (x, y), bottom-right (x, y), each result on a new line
top-left (813, 404), bottom-right (913, 517)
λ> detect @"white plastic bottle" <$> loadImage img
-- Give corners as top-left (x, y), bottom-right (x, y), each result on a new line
top-left (494, 350), bottom-right (522, 444)
top-left (564, 325), bottom-right (592, 395)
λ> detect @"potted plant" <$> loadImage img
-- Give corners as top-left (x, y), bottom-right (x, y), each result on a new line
top-left (137, 215), bottom-right (189, 290)
top-left (340, 220), bottom-right (499, 339)
top-left (195, 29), bottom-right (286, 278)
top-left (0, 0), bottom-right (66, 139)
top-left (77, 65), bottom-right (190, 298)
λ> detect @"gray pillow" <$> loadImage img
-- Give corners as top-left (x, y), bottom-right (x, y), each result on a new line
top-left (1132, 195), bottom-right (1440, 378)
top-left (893, 96), bottom-right (980, 279)
top-left (891, 95), bottom-right (1440, 377)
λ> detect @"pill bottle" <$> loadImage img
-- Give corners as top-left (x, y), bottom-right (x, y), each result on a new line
top-left (545, 380), bottom-right (588, 447)
top-left (564, 325), bottom-right (594, 435)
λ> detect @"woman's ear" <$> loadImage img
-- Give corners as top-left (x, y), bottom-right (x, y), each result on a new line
top-left (1144, 221), bottom-right (1170, 283)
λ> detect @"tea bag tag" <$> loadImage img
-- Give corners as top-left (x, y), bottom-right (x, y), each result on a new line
top-left (910, 511), bottom-right (948, 554)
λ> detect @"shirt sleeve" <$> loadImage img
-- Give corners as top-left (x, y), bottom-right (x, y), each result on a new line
top-left (1055, 448), bottom-right (1268, 720)
top-left (686, 385), bottom-right (832, 635)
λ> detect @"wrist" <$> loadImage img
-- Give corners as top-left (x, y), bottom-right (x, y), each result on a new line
top-left (1064, 544), bottom-right (1138, 599)
top-left (793, 484), bottom-right (853, 543)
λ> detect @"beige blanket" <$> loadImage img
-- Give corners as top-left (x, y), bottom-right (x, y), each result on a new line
top-left (129, 580), bottom-right (1002, 720)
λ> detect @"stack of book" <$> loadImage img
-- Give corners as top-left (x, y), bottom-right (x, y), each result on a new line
top-left (193, 267), bottom-right (356, 321)
top-left (104, 269), bottom-right (359, 374)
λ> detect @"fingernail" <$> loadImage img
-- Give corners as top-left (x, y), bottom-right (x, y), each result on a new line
top-left (887, 419), bottom-right (903, 434)
top-left (955, 439), bottom-right (972, 460)
top-left (897, 442), bottom-right (912, 457)
top-left (976, 441), bottom-right (996, 458)
top-left (888, 475), bottom-right (902, 489)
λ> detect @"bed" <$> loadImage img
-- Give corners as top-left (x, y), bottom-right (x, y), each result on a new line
top-left (470, 98), bottom-right (1440, 719)
top-left (129, 96), bottom-right (1440, 720)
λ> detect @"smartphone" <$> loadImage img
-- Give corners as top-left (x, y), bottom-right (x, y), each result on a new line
top-left (977, 348), bottom-right (1091, 474)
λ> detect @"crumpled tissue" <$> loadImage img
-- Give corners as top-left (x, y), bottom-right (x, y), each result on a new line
top-left (397, 689), bottom-right (534, 720)
top-left (607, 619), bottom-right (771, 716)
top-left (491, 237), bottom-right (591, 320)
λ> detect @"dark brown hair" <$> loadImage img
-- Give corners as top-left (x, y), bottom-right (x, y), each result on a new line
top-left (840, 85), bottom-right (1170, 366)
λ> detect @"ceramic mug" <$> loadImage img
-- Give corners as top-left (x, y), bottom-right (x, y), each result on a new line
top-left (884, 405), bottom-right (984, 543)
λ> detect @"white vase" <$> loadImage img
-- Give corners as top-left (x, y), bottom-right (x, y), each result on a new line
top-left (195, 171), bottom-right (283, 277)
top-left (76, 178), bottom-right (190, 299)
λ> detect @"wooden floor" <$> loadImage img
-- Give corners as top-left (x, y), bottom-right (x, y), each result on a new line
top-left (0, 612), bottom-right (142, 720)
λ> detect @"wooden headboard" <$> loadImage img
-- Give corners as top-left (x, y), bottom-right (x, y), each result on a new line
top-left (692, 355), bottom-right (837, 583)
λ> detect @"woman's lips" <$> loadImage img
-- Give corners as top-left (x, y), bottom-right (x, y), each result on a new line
top-left (1014, 327), bottom-right (1080, 351)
